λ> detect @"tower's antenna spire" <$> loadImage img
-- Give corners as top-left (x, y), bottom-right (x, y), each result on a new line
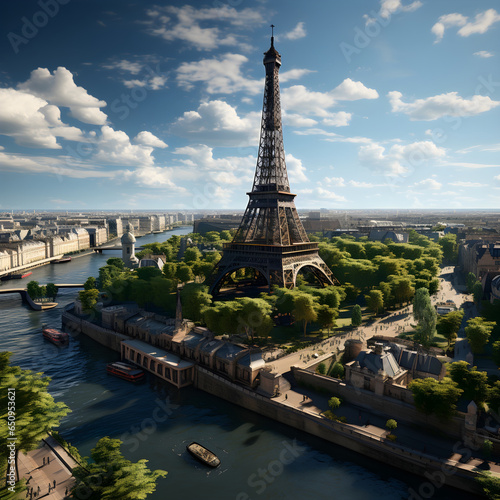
top-left (270, 24), bottom-right (275, 46)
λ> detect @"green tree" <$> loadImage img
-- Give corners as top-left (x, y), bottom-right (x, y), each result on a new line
top-left (315, 304), bottom-right (337, 333)
top-left (329, 362), bottom-right (344, 379)
top-left (476, 471), bottom-right (500, 500)
top-left (180, 284), bottom-right (212, 322)
top-left (26, 280), bottom-right (41, 300)
top-left (0, 352), bottom-right (70, 483)
top-left (473, 281), bottom-right (483, 305)
top-left (328, 397), bottom-right (341, 411)
top-left (136, 267), bottom-right (162, 281)
top-left (98, 266), bottom-right (113, 291)
top-left (465, 317), bottom-right (495, 354)
top-left (79, 289), bottom-right (100, 313)
top-left (84, 276), bottom-right (97, 291)
top-left (205, 231), bottom-right (221, 243)
top-left (365, 289), bottom-right (384, 315)
top-left (488, 381), bottom-right (500, 413)
top-left (436, 310), bottom-right (464, 347)
top-left (46, 283), bottom-right (58, 301)
top-left (389, 276), bottom-right (415, 306)
top-left (235, 297), bottom-right (274, 341)
top-left (416, 302), bottom-right (437, 346)
top-left (466, 272), bottom-right (477, 294)
top-left (220, 230), bottom-right (232, 241)
top-left (386, 419), bottom-right (397, 432)
top-left (447, 361), bottom-right (489, 403)
top-left (317, 363), bottom-right (326, 375)
top-left (71, 437), bottom-right (167, 500)
top-left (162, 262), bottom-right (178, 280)
top-left (107, 257), bottom-right (124, 270)
top-left (409, 377), bottom-right (462, 420)
top-left (439, 233), bottom-right (458, 263)
top-left (351, 304), bottom-right (362, 327)
top-left (183, 247), bottom-right (202, 263)
top-left (293, 293), bottom-right (318, 336)
top-left (493, 341), bottom-right (500, 367)
top-left (203, 301), bottom-right (241, 335)
top-left (176, 265), bottom-right (194, 284)
top-left (413, 287), bottom-right (431, 323)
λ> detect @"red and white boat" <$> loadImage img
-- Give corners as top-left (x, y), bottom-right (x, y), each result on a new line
top-left (106, 362), bottom-right (145, 382)
top-left (42, 326), bottom-right (69, 345)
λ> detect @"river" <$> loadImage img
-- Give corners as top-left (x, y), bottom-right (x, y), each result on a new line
top-left (0, 226), bottom-right (469, 500)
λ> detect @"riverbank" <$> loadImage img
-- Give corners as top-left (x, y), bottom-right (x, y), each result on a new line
top-left (62, 308), bottom-right (486, 496)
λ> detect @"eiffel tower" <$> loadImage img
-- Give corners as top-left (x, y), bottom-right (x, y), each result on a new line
top-left (209, 30), bottom-right (336, 296)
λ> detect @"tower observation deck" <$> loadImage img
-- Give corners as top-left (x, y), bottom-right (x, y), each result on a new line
top-left (208, 33), bottom-right (336, 295)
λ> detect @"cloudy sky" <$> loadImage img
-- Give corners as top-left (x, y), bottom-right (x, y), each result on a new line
top-left (0, 0), bottom-right (499, 210)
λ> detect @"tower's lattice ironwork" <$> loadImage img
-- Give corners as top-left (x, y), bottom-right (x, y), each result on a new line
top-left (209, 35), bottom-right (336, 295)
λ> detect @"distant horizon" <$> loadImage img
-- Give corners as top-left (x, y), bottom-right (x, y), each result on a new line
top-left (3, 207), bottom-right (500, 214)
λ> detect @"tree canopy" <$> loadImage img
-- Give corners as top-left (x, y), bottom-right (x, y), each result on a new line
top-left (409, 377), bottom-right (462, 420)
top-left (71, 437), bottom-right (167, 500)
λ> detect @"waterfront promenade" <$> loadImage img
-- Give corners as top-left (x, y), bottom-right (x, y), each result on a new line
top-left (17, 436), bottom-right (77, 499)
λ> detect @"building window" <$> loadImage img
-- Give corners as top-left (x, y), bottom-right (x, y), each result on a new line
top-left (157, 364), bottom-right (163, 376)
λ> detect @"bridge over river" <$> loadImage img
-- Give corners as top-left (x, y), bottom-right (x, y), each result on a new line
top-left (0, 283), bottom-right (84, 310)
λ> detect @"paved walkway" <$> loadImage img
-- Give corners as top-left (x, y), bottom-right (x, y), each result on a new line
top-left (17, 436), bottom-right (77, 499)
top-left (276, 385), bottom-right (500, 472)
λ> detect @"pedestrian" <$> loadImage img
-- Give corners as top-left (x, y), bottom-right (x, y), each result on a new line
top-left (48, 484), bottom-right (51, 493)
top-left (285, 394), bottom-right (288, 400)
top-left (42, 457), bottom-right (45, 466)
top-left (47, 456), bottom-right (50, 465)
top-left (53, 479), bottom-right (56, 488)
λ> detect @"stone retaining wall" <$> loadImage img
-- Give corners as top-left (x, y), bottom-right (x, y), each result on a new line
top-left (62, 308), bottom-right (130, 352)
top-left (292, 367), bottom-right (464, 439)
top-left (194, 366), bottom-right (481, 496)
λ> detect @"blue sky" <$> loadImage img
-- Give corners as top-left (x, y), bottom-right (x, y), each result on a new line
top-left (0, 0), bottom-right (499, 210)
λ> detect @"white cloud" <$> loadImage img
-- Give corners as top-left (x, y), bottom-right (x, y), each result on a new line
top-left (330, 78), bottom-right (379, 101)
top-left (171, 100), bottom-right (260, 146)
top-left (0, 151), bottom-right (122, 179)
top-left (281, 79), bottom-right (377, 121)
top-left (358, 140), bottom-right (445, 176)
top-left (0, 88), bottom-right (84, 149)
top-left (294, 128), bottom-right (372, 144)
top-left (281, 85), bottom-right (335, 117)
top-left (412, 178), bottom-right (442, 190)
top-left (380, 0), bottom-right (422, 18)
top-left (432, 9), bottom-right (500, 43)
top-left (281, 22), bottom-right (306, 41)
top-left (283, 113), bottom-right (318, 127)
top-left (473, 50), bottom-right (494, 58)
top-left (298, 187), bottom-right (346, 202)
top-left (322, 112), bottom-right (352, 127)
top-left (365, 0), bottom-right (422, 24)
top-left (285, 153), bottom-right (308, 183)
top-left (176, 53), bottom-right (261, 94)
top-left (133, 131), bottom-right (168, 149)
top-left (103, 59), bottom-right (143, 74)
top-left (441, 161), bottom-right (500, 169)
top-left (145, 5), bottom-right (263, 51)
top-left (348, 180), bottom-right (388, 188)
top-left (172, 144), bottom-right (255, 188)
top-left (93, 126), bottom-right (157, 166)
top-left (323, 177), bottom-right (345, 187)
top-left (280, 68), bottom-right (315, 83)
top-left (18, 67), bottom-right (107, 125)
top-left (449, 181), bottom-right (487, 187)
top-left (388, 90), bottom-right (500, 120)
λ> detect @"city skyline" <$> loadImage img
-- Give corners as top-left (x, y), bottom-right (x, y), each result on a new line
top-left (0, 0), bottom-right (499, 210)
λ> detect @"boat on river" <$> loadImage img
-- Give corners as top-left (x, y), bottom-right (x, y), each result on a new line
top-left (42, 326), bottom-right (69, 345)
top-left (186, 442), bottom-right (220, 468)
top-left (106, 361), bottom-right (145, 382)
top-left (1, 271), bottom-right (33, 280)
top-left (52, 257), bottom-right (72, 264)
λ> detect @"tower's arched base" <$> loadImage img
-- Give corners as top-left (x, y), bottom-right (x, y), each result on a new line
top-left (208, 241), bottom-right (336, 297)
